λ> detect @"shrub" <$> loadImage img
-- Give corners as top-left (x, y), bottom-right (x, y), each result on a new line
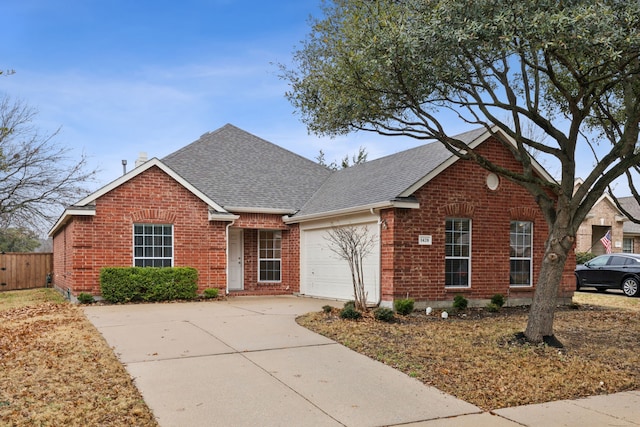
top-left (374, 307), bottom-right (395, 322)
top-left (322, 305), bottom-right (333, 313)
top-left (100, 267), bottom-right (198, 303)
top-left (343, 300), bottom-right (356, 310)
top-left (491, 294), bottom-right (506, 308)
top-left (394, 298), bottom-right (414, 315)
top-left (485, 302), bottom-right (500, 313)
top-left (453, 294), bottom-right (468, 310)
top-left (340, 306), bottom-right (362, 320)
top-left (203, 288), bottom-right (219, 299)
top-left (77, 292), bottom-right (95, 304)
top-left (576, 251), bottom-right (596, 265)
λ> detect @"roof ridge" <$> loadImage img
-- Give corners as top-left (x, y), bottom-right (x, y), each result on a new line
top-left (165, 124), bottom-right (329, 171)
top-left (162, 124), bottom-right (332, 211)
top-left (336, 126), bottom-right (485, 172)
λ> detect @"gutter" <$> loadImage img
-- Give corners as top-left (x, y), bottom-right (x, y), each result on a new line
top-left (283, 199), bottom-right (419, 224)
top-left (209, 211), bottom-right (240, 222)
top-left (48, 206), bottom-right (96, 237)
top-left (225, 219), bottom-right (236, 296)
top-left (373, 208), bottom-right (382, 306)
top-left (223, 206), bottom-right (297, 215)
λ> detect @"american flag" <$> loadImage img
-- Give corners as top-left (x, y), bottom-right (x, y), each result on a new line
top-left (600, 230), bottom-right (612, 254)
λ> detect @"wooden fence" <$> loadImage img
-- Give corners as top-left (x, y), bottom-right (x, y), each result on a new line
top-left (0, 253), bottom-right (53, 291)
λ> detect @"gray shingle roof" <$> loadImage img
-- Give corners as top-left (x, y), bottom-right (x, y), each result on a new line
top-left (620, 196), bottom-right (640, 235)
top-left (294, 127), bottom-right (487, 217)
top-left (161, 124), bottom-right (488, 218)
top-left (162, 124), bottom-right (332, 212)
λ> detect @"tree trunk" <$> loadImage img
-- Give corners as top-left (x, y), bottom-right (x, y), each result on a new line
top-left (524, 227), bottom-right (574, 344)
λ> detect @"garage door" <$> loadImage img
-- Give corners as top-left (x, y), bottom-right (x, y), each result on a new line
top-left (300, 221), bottom-right (379, 303)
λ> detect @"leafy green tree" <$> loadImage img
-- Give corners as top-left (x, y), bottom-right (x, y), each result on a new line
top-left (0, 227), bottom-right (41, 252)
top-left (283, 0), bottom-right (640, 344)
top-left (316, 146), bottom-right (368, 170)
top-left (0, 95), bottom-right (96, 232)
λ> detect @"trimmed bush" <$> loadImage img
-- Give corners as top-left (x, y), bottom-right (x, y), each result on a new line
top-left (203, 288), bottom-right (219, 299)
top-left (77, 292), bottom-right (95, 304)
top-left (340, 306), bottom-right (362, 320)
top-left (491, 294), bottom-right (506, 308)
top-left (322, 305), bottom-right (333, 313)
top-left (100, 267), bottom-right (198, 303)
top-left (394, 298), bottom-right (414, 315)
top-left (374, 307), bottom-right (395, 322)
top-left (343, 300), bottom-right (356, 310)
top-left (485, 302), bottom-right (500, 313)
top-left (453, 294), bottom-right (468, 310)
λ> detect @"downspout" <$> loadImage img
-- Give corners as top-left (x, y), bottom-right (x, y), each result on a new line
top-left (225, 220), bottom-right (236, 295)
top-left (370, 207), bottom-right (382, 306)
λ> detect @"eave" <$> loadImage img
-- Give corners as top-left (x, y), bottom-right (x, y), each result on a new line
top-left (224, 206), bottom-right (297, 215)
top-left (48, 206), bottom-right (96, 237)
top-left (284, 199), bottom-right (419, 224)
top-left (209, 211), bottom-right (240, 222)
top-left (400, 127), bottom-right (557, 197)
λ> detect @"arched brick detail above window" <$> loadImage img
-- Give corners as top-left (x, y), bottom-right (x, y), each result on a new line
top-left (444, 202), bottom-right (475, 217)
top-left (509, 206), bottom-right (538, 221)
top-left (130, 209), bottom-right (177, 223)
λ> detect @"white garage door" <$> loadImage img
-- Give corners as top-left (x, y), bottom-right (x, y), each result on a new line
top-left (300, 220), bottom-right (379, 303)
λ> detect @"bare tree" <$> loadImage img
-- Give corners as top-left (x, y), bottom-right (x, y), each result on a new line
top-left (0, 95), bottom-right (96, 233)
top-left (324, 225), bottom-right (377, 311)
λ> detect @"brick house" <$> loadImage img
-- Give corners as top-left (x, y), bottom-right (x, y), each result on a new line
top-left (620, 198), bottom-right (640, 253)
top-left (50, 124), bottom-right (575, 307)
top-left (574, 179), bottom-right (640, 255)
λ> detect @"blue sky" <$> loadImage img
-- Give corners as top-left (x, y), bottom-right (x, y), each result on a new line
top-left (1, 0), bottom-right (438, 192)
top-left (0, 0), bottom-right (634, 197)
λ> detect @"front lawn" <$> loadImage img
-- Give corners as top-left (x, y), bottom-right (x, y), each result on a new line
top-left (297, 291), bottom-right (640, 411)
top-left (0, 289), bottom-right (157, 426)
top-left (3, 287), bottom-right (638, 421)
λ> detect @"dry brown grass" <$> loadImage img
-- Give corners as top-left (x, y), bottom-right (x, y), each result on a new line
top-left (2, 288), bottom-right (638, 422)
top-left (0, 289), bottom-right (157, 426)
top-left (297, 291), bottom-right (640, 411)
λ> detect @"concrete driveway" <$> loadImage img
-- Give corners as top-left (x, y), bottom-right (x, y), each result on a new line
top-left (85, 296), bottom-right (484, 426)
top-left (85, 296), bottom-right (640, 427)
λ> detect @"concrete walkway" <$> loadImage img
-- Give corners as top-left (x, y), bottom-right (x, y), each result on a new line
top-left (84, 296), bottom-right (640, 427)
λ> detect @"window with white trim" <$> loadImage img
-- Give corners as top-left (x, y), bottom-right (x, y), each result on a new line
top-left (445, 218), bottom-right (470, 287)
top-left (510, 221), bottom-right (532, 286)
top-left (259, 230), bottom-right (281, 282)
top-left (623, 238), bottom-right (634, 253)
top-left (133, 224), bottom-right (173, 267)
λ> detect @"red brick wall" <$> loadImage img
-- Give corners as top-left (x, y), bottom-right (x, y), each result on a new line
top-left (52, 220), bottom-right (75, 294)
top-left (380, 137), bottom-right (575, 305)
top-left (52, 166), bottom-right (228, 296)
top-left (232, 214), bottom-right (300, 296)
top-left (51, 168), bottom-right (302, 297)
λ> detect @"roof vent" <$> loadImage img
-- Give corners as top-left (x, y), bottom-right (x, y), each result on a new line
top-left (135, 152), bottom-right (148, 168)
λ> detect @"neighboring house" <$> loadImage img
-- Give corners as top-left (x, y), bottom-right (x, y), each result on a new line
top-left (50, 124), bottom-right (575, 307)
top-left (620, 196), bottom-right (640, 253)
top-left (574, 179), bottom-right (640, 255)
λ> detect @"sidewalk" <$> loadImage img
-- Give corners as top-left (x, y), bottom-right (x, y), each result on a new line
top-left (84, 296), bottom-right (640, 427)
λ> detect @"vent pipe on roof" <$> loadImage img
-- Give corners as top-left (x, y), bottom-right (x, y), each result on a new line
top-left (121, 159), bottom-right (127, 175)
top-left (135, 152), bottom-right (148, 168)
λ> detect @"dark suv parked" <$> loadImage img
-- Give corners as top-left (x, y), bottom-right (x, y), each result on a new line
top-left (575, 253), bottom-right (640, 297)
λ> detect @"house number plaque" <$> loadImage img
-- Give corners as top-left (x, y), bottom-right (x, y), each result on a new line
top-left (418, 235), bottom-right (432, 245)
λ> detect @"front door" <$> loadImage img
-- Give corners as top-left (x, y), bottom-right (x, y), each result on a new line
top-left (228, 228), bottom-right (243, 291)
